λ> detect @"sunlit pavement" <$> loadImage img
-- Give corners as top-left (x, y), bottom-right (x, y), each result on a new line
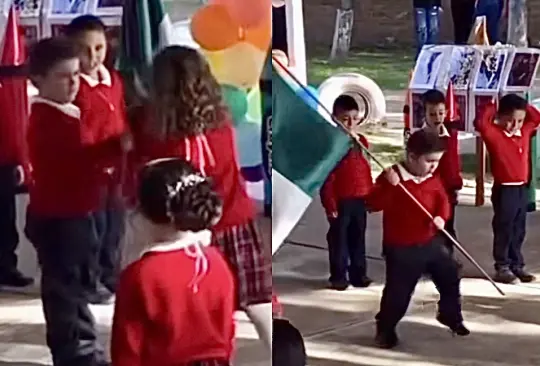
top-left (274, 195), bottom-right (540, 366)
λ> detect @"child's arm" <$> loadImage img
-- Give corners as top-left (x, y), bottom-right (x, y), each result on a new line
top-left (320, 171), bottom-right (338, 219)
top-left (474, 102), bottom-right (498, 137)
top-left (522, 104), bottom-right (540, 134)
top-left (433, 179), bottom-right (452, 227)
top-left (111, 267), bottom-right (144, 366)
top-left (365, 169), bottom-right (396, 212)
top-left (439, 125), bottom-right (463, 192)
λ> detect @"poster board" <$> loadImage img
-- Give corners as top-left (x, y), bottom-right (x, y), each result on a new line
top-left (1, 0), bottom-right (41, 50)
top-left (501, 48), bottom-right (540, 92)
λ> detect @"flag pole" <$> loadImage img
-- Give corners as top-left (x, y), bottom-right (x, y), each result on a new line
top-left (273, 57), bottom-right (505, 296)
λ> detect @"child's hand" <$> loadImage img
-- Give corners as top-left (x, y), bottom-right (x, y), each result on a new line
top-left (327, 212), bottom-right (338, 220)
top-left (384, 168), bottom-right (400, 186)
top-left (121, 133), bottom-right (134, 152)
top-left (14, 165), bottom-right (24, 186)
top-left (433, 216), bottom-right (445, 230)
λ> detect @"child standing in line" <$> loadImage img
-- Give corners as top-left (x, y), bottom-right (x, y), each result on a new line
top-left (367, 129), bottom-right (469, 349)
top-left (421, 90), bottom-right (463, 264)
top-left (129, 46), bottom-right (272, 351)
top-left (25, 38), bottom-right (122, 366)
top-left (111, 158), bottom-right (235, 366)
top-left (65, 15), bottom-right (131, 303)
top-left (320, 95), bottom-right (373, 291)
top-left (476, 94), bottom-right (540, 284)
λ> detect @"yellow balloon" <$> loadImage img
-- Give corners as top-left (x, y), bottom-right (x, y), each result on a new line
top-left (203, 43), bottom-right (266, 89)
top-left (247, 86), bottom-right (262, 121)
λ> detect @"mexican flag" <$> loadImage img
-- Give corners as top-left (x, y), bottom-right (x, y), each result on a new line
top-left (117, 0), bottom-right (173, 105)
top-left (272, 63), bottom-right (351, 254)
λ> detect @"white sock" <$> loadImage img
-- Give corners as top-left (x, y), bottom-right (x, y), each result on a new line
top-left (245, 302), bottom-right (273, 351)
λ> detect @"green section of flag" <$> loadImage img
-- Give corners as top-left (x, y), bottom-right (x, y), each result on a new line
top-left (272, 65), bottom-right (351, 197)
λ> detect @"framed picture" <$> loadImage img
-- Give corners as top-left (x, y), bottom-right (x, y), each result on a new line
top-left (454, 93), bottom-right (468, 131)
top-left (448, 46), bottom-right (480, 91)
top-left (473, 95), bottom-right (496, 131)
top-left (411, 45), bottom-right (449, 90)
top-left (94, 0), bottom-right (122, 16)
top-left (50, 0), bottom-right (88, 14)
top-left (472, 48), bottom-right (508, 93)
top-left (503, 50), bottom-right (540, 90)
top-left (7, 0), bottom-right (41, 16)
top-left (411, 92), bottom-right (425, 129)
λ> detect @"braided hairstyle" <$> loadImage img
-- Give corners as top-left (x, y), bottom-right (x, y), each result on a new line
top-left (138, 158), bottom-right (223, 232)
top-left (150, 46), bottom-right (227, 139)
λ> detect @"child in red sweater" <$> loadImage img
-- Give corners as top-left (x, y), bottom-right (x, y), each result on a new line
top-left (25, 38), bottom-right (121, 366)
top-left (65, 15), bottom-right (131, 303)
top-left (129, 46), bottom-right (272, 350)
top-left (476, 94), bottom-right (540, 284)
top-left (368, 129), bottom-right (469, 349)
top-left (111, 158), bottom-right (234, 366)
top-left (421, 89), bottom-right (463, 263)
top-left (320, 95), bottom-right (373, 290)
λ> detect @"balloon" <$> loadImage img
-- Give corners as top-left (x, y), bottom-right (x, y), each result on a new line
top-left (211, 0), bottom-right (271, 28)
top-left (203, 42), bottom-right (266, 89)
top-left (190, 4), bottom-right (240, 51)
top-left (221, 84), bottom-right (248, 123)
top-left (247, 87), bottom-right (262, 122)
top-left (296, 85), bottom-right (319, 110)
top-left (234, 116), bottom-right (263, 169)
top-left (244, 17), bottom-right (271, 51)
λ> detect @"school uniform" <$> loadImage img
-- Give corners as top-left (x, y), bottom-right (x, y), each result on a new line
top-left (75, 65), bottom-right (129, 295)
top-left (320, 136), bottom-right (373, 287)
top-left (367, 164), bottom-right (463, 333)
top-left (130, 108), bottom-right (271, 309)
top-left (425, 122), bottom-right (463, 255)
top-left (476, 104), bottom-right (540, 273)
top-left (25, 98), bottom-right (122, 366)
top-left (111, 231), bottom-right (235, 366)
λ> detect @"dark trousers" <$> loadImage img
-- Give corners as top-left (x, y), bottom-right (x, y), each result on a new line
top-left (451, 0), bottom-right (476, 44)
top-left (376, 236), bottom-right (462, 330)
top-left (475, 0), bottom-right (504, 44)
top-left (443, 203), bottom-right (457, 256)
top-left (327, 198), bottom-right (367, 285)
top-left (413, 6), bottom-right (441, 58)
top-left (25, 213), bottom-right (106, 366)
top-left (93, 186), bottom-right (125, 293)
top-left (491, 184), bottom-right (527, 271)
top-left (0, 165), bottom-right (20, 274)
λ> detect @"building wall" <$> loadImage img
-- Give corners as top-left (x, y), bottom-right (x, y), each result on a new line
top-left (304, 0), bottom-right (538, 49)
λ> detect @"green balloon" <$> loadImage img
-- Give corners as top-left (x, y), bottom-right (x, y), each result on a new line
top-left (222, 84), bottom-right (248, 124)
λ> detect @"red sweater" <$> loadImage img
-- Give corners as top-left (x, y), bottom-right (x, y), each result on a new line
top-left (367, 164), bottom-right (451, 246)
top-left (320, 135), bottom-right (373, 215)
top-left (476, 103), bottom-right (540, 184)
top-left (130, 109), bottom-right (255, 230)
top-left (74, 68), bottom-right (128, 184)
top-left (0, 75), bottom-right (28, 167)
top-left (435, 124), bottom-right (463, 193)
top-left (27, 100), bottom-right (121, 217)
top-left (111, 246), bottom-right (235, 366)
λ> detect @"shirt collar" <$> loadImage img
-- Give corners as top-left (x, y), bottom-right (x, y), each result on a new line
top-left (422, 122), bottom-right (449, 137)
top-left (80, 64), bottom-right (112, 87)
top-left (396, 163), bottom-right (433, 184)
top-left (31, 96), bottom-right (81, 120)
top-left (504, 129), bottom-right (522, 137)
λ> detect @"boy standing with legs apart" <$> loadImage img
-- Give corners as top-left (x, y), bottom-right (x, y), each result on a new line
top-left (368, 130), bottom-right (468, 349)
top-left (320, 95), bottom-right (373, 290)
top-left (65, 16), bottom-right (131, 303)
top-left (25, 38), bottom-right (121, 366)
top-left (112, 158), bottom-right (235, 366)
top-left (421, 90), bottom-right (463, 264)
top-left (476, 95), bottom-right (540, 284)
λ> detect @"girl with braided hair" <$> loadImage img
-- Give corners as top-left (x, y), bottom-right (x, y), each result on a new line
top-left (111, 158), bottom-right (235, 366)
top-left (128, 46), bottom-right (272, 351)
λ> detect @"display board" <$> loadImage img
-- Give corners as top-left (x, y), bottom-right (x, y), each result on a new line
top-left (1, 0), bottom-right (41, 50)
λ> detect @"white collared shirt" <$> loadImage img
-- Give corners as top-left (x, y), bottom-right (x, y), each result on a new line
top-left (80, 64), bottom-right (112, 88)
top-left (31, 96), bottom-right (81, 120)
top-left (422, 122), bottom-right (450, 137)
top-left (396, 163), bottom-right (433, 184)
top-left (503, 129), bottom-right (522, 138)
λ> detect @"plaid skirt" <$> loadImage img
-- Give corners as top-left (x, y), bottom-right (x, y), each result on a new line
top-left (213, 220), bottom-right (272, 309)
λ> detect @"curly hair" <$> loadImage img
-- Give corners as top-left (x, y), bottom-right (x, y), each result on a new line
top-left (138, 158), bottom-right (223, 232)
top-left (150, 46), bottom-right (227, 138)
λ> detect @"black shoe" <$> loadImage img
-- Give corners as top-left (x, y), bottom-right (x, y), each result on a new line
top-left (328, 281), bottom-right (349, 291)
top-left (375, 326), bottom-right (399, 349)
top-left (494, 268), bottom-right (519, 284)
top-left (351, 276), bottom-right (373, 288)
top-left (0, 269), bottom-right (34, 288)
top-left (88, 284), bottom-right (115, 305)
top-left (512, 268), bottom-right (536, 283)
top-left (436, 314), bottom-right (470, 336)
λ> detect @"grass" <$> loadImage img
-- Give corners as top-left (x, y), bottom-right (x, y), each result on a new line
top-left (307, 48), bottom-right (415, 90)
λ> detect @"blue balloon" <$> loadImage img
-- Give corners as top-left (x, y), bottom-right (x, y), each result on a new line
top-left (234, 117), bottom-right (263, 170)
top-left (296, 85), bottom-right (319, 110)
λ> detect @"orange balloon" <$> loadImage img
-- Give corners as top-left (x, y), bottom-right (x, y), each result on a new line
top-left (190, 4), bottom-right (241, 51)
top-left (211, 0), bottom-right (271, 28)
top-left (243, 17), bottom-right (271, 51)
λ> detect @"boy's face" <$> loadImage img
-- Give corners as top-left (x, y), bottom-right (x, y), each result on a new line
top-left (74, 30), bottom-right (107, 75)
top-left (35, 58), bottom-right (80, 104)
top-left (499, 109), bottom-right (526, 134)
top-left (336, 109), bottom-right (361, 130)
top-left (407, 151), bottom-right (444, 177)
top-left (424, 102), bottom-right (446, 127)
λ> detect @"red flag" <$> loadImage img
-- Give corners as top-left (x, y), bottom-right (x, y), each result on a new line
top-left (446, 81), bottom-right (460, 122)
top-left (0, 6), bottom-right (29, 177)
top-left (403, 69), bottom-right (413, 130)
